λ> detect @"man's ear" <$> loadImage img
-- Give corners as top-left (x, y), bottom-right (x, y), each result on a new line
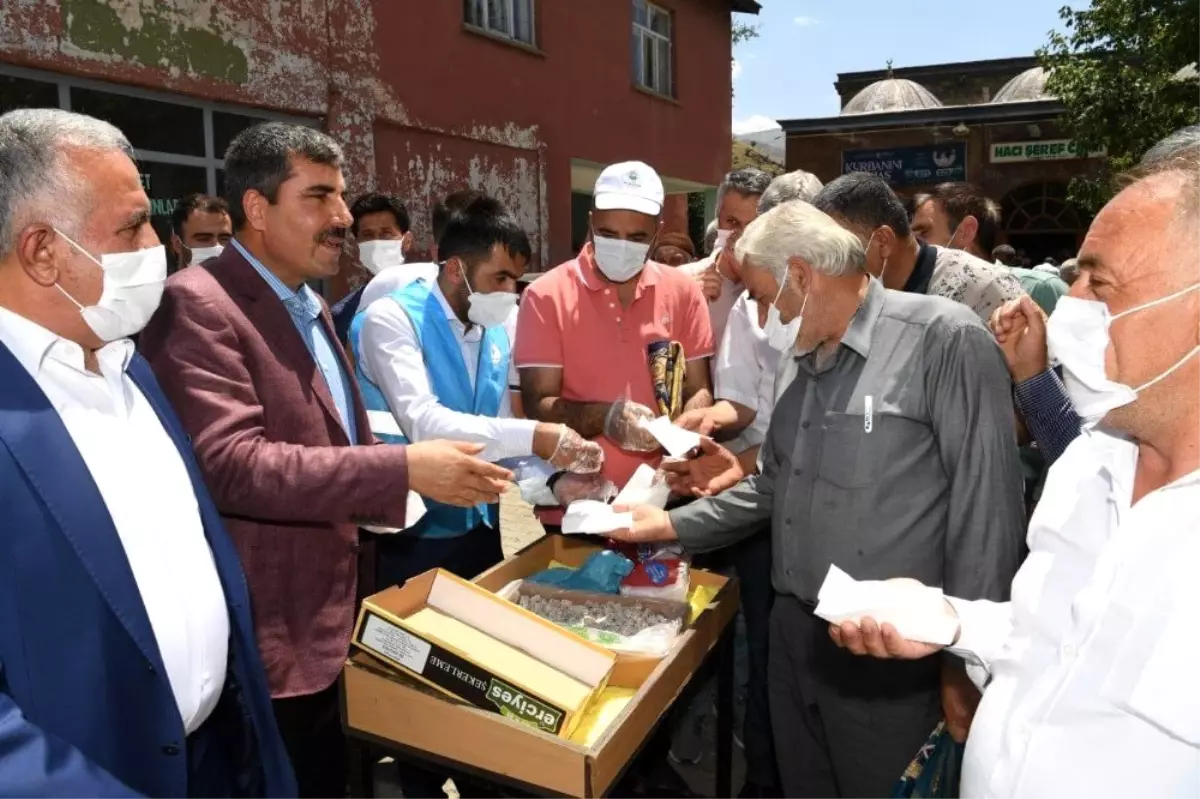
top-left (242, 189), bottom-right (269, 233)
top-left (401, 230), bottom-right (415, 255)
top-left (876, 225), bottom-right (899, 260)
top-left (960, 215), bottom-right (980, 245)
top-left (17, 224), bottom-right (65, 288)
top-left (787, 255), bottom-right (814, 294)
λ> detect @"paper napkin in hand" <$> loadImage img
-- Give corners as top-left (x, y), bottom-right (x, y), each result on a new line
top-left (814, 565), bottom-right (958, 646)
top-left (561, 500), bottom-right (635, 535)
top-left (637, 416), bottom-right (702, 458)
top-left (613, 464), bottom-right (671, 509)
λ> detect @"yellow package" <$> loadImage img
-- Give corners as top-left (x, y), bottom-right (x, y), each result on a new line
top-left (569, 687), bottom-right (637, 748)
top-left (686, 584), bottom-right (719, 624)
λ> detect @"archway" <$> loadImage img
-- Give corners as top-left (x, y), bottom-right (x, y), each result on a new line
top-left (1000, 181), bottom-right (1087, 265)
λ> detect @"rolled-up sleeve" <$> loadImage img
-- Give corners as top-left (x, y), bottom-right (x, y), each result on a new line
top-left (925, 322), bottom-right (1025, 602)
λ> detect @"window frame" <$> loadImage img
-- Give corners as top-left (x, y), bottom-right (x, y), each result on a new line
top-left (0, 62), bottom-right (317, 197)
top-left (464, 0), bottom-right (537, 47)
top-left (632, 0), bottom-right (674, 98)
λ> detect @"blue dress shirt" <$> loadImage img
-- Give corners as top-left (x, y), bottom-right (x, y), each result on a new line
top-left (1014, 369), bottom-right (1081, 464)
top-left (232, 240), bottom-right (358, 442)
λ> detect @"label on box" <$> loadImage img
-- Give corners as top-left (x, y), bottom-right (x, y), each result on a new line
top-left (355, 612), bottom-right (568, 735)
top-left (360, 614), bottom-right (431, 673)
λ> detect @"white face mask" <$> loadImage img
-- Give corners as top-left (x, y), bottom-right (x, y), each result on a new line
top-left (460, 263), bottom-right (517, 328)
top-left (593, 235), bottom-right (650, 282)
top-left (53, 228), bottom-right (167, 342)
top-left (1046, 284), bottom-right (1200, 427)
top-left (188, 244), bottom-right (223, 265)
top-left (763, 274), bottom-right (808, 352)
top-left (358, 239), bottom-right (406, 276)
top-left (714, 228), bottom-right (733, 252)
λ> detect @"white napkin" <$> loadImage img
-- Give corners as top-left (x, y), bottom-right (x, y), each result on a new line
top-left (814, 565), bottom-right (958, 646)
top-left (637, 416), bottom-right (702, 458)
top-left (613, 464), bottom-right (671, 509)
top-left (561, 500), bottom-right (634, 535)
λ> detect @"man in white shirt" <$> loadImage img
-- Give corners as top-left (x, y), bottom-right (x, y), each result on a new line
top-left (681, 168), bottom-right (773, 345)
top-left (829, 143), bottom-right (1200, 796)
top-left (0, 109), bottom-right (293, 796)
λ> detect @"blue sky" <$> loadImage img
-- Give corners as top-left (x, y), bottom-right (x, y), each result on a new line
top-left (732, 0), bottom-right (1072, 133)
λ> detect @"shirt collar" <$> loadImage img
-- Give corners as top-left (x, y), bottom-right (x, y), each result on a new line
top-left (232, 238), bottom-right (322, 323)
top-left (0, 305), bottom-right (134, 381)
top-left (431, 280), bottom-right (481, 342)
top-left (904, 240), bottom-right (938, 295)
top-left (574, 243), bottom-right (661, 293)
top-left (839, 276), bottom-right (887, 359)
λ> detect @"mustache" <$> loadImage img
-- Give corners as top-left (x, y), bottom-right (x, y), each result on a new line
top-left (316, 226), bottom-right (350, 245)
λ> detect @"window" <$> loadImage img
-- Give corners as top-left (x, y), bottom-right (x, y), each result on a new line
top-left (465, 0), bottom-right (535, 46)
top-left (632, 0), bottom-right (673, 97)
top-left (0, 64), bottom-right (316, 273)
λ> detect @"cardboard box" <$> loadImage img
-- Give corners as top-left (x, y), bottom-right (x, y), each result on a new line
top-left (343, 535), bottom-right (739, 797)
top-left (352, 568), bottom-right (616, 738)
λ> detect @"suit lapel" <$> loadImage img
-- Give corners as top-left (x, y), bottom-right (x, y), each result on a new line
top-left (215, 251), bottom-right (349, 445)
top-left (317, 304), bottom-right (373, 445)
top-left (0, 343), bottom-right (167, 673)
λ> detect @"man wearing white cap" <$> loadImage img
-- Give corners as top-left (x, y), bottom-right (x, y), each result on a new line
top-left (514, 161), bottom-right (715, 528)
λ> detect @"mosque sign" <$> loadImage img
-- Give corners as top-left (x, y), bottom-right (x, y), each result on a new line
top-left (990, 139), bottom-right (1107, 163)
top-left (841, 143), bottom-right (967, 187)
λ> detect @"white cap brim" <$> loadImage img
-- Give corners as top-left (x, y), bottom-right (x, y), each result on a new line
top-left (594, 192), bottom-right (662, 216)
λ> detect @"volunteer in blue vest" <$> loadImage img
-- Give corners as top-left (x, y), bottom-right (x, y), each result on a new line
top-left (350, 195), bottom-right (606, 585)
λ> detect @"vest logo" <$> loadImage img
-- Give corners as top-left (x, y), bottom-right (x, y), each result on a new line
top-left (490, 342), bottom-right (502, 366)
top-left (487, 679), bottom-right (562, 733)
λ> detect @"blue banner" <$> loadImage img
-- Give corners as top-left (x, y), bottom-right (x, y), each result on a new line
top-left (841, 143), bottom-right (968, 187)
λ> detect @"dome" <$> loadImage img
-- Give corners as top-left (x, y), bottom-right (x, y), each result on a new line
top-left (841, 79), bottom-right (943, 115)
top-left (992, 67), bottom-right (1054, 103)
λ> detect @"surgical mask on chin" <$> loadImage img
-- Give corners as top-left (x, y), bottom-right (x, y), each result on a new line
top-left (53, 227), bottom-right (167, 342)
top-left (593, 235), bottom-right (650, 282)
top-left (714, 228), bottom-right (732, 252)
top-left (460, 263), bottom-right (517, 328)
top-left (1046, 284), bottom-right (1200, 427)
top-left (358, 239), bottom-right (406, 275)
top-left (763, 276), bottom-right (809, 352)
top-left (188, 244), bottom-right (223, 265)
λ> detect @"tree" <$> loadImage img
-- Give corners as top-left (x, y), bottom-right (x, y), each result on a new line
top-left (732, 19), bottom-right (759, 46)
top-left (1039, 0), bottom-right (1199, 210)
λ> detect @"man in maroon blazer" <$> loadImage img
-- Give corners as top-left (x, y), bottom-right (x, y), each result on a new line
top-left (140, 122), bottom-right (512, 798)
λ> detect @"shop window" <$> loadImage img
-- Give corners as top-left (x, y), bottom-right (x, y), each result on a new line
top-left (465, 0), bottom-right (535, 45)
top-left (70, 87), bottom-right (205, 157)
top-left (0, 74), bottom-right (58, 115)
top-left (632, 0), bottom-right (673, 97)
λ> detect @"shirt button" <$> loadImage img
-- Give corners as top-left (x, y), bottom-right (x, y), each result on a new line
top-left (1061, 643), bottom-right (1076, 659)
top-left (162, 743), bottom-right (181, 756)
top-left (792, 468), bottom-right (801, 476)
top-left (801, 421), bottom-right (810, 430)
top-left (604, 289), bottom-right (611, 295)
top-left (786, 568), bottom-right (794, 576)
top-left (784, 518), bottom-right (792, 526)
top-left (609, 303), bottom-right (616, 309)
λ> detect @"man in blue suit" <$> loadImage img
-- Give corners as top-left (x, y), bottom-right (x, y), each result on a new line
top-left (0, 111), bottom-right (295, 796)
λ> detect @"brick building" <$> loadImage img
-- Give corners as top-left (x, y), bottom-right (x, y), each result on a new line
top-left (0, 0), bottom-right (757, 295)
top-left (782, 56), bottom-right (1103, 262)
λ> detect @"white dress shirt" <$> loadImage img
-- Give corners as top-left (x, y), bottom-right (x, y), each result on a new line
top-left (713, 292), bottom-right (782, 454)
top-left (681, 255), bottom-right (742, 347)
top-left (358, 281), bottom-right (537, 461)
top-left (0, 308), bottom-right (229, 735)
top-left (947, 428), bottom-right (1200, 797)
top-left (359, 262), bottom-right (441, 310)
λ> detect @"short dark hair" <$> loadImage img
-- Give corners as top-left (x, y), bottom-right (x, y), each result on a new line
top-left (350, 192), bottom-right (410, 236)
top-left (718, 168), bottom-right (773, 204)
top-left (438, 195), bottom-right (532, 268)
top-left (931, 182), bottom-right (1002, 253)
top-left (812, 173), bottom-right (911, 237)
top-left (171, 193), bottom-right (229, 235)
top-left (992, 244), bottom-right (1016, 264)
top-left (222, 122), bottom-right (343, 230)
top-left (431, 189), bottom-right (486, 243)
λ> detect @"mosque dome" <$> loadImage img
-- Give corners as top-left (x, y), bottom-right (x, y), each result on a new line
top-left (841, 78), bottom-right (943, 115)
top-left (992, 67), bottom-right (1054, 103)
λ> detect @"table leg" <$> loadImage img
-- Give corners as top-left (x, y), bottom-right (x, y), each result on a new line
top-left (347, 740), bottom-right (376, 798)
top-left (715, 625), bottom-right (735, 798)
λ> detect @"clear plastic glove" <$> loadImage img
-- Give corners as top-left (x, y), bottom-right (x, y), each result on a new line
top-left (552, 473), bottom-right (618, 506)
top-left (603, 399), bottom-right (661, 452)
top-left (549, 425), bottom-right (605, 473)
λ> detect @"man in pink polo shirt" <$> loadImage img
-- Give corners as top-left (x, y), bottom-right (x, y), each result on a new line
top-left (515, 161), bottom-right (714, 523)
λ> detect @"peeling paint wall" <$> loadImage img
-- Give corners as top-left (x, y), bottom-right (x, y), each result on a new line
top-left (0, 0), bottom-right (733, 296)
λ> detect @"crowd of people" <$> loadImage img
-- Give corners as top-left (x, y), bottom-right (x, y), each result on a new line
top-left (0, 102), bottom-right (1195, 799)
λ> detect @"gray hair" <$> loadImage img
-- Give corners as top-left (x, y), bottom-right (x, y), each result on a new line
top-left (1141, 124), bottom-right (1200, 168)
top-left (757, 169), bottom-right (824, 214)
top-left (734, 200), bottom-right (867, 283)
top-left (1059, 258), bottom-right (1080, 285)
top-left (222, 122), bottom-right (344, 230)
top-left (703, 218), bottom-right (719, 255)
top-left (0, 109), bottom-right (134, 259)
top-left (716, 167), bottom-right (772, 208)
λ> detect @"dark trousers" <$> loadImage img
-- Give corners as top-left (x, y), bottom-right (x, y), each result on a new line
top-left (186, 666), bottom-right (265, 798)
top-left (768, 596), bottom-right (940, 798)
top-left (732, 528), bottom-right (778, 790)
top-left (376, 522), bottom-right (506, 798)
top-left (272, 680), bottom-right (346, 798)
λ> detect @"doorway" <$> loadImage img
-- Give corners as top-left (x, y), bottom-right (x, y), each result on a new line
top-left (1000, 181), bottom-right (1088, 265)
